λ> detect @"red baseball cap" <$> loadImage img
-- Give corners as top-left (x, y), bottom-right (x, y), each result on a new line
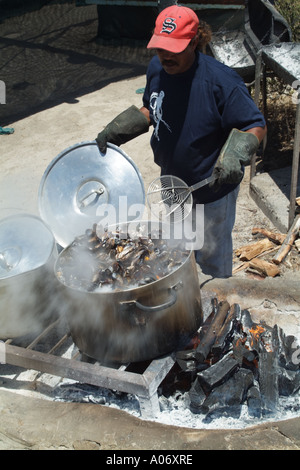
top-left (147, 5), bottom-right (199, 53)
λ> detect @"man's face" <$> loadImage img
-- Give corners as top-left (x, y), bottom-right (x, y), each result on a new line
top-left (156, 38), bottom-right (199, 75)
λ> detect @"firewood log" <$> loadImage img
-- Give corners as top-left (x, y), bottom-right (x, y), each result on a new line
top-left (249, 258), bottom-right (280, 277)
top-left (251, 227), bottom-right (285, 244)
top-left (235, 238), bottom-right (274, 261)
top-left (195, 300), bottom-right (230, 363)
top-left (272, 214), bottom-right (300, 265)
top-left (212, 303), bottom-right (240, 356)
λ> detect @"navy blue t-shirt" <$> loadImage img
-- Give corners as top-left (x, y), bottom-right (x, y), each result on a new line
top-left (143, 51), bottom-right (266, 203)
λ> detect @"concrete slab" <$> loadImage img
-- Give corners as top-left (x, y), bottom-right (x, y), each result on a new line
top-left (250, 167), bottom-right (300, 233)
top-left (0, 389), bottom-right (299, 450)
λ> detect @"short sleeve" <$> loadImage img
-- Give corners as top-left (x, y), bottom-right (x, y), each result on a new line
top-left (221, 84), bottom-right (266, 132)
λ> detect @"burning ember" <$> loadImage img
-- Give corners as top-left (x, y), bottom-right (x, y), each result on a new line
top-left (174, 299), bottom-right (300, 421)
top-left (56, 223), bottom-right (189, 292)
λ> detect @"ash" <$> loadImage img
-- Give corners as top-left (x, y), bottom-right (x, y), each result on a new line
top-left (53, 378), bottom-right (300, 430)
top-left (263, 43), bottom-right (300, 80)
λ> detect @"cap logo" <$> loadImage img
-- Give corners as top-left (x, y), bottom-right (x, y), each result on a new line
top-left (161, 17), bottom-right (177, 35)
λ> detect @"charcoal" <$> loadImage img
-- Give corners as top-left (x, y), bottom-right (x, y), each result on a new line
top-left (188, 377), bottom-right (207, 414)
top-left (212, 303), bottom-right (240, 356)
top-left (195, 300), bottom-right (230, 363)
top-left (241, 309), bottom-right (254, 330)
top-left (291, 344), bottom-right (300, 370)
top-left (274, 328), bottom-right (300, 371)
top-left (176, 358), bottom-right (197, 373)
top-left (175, 348), bottom-right (212, 373)
top-left (278, 367), bottom-right (300, 396)
top-left (273, 326), bottom-right (291, 369)
top-left (232, 331), bottom-right (247, 365)
top-left (189, 299), bottom-right (300, 419)
top-left (176, 349), bottom-right (195, 361)
top-left (258, 350), bottom-right (279, 414)
top-left (247, 323), bottom-right (266, 353)
top-left (261, 324), bottom-right (274, 353)
top-left (197, 352), bottom-right (239, 393)
top-left (231, 330), bottom-right (259, 372)
top-left (247, 383), bottom-right (262, 418)
top-left (271, 324), bottom-right (298, 371)
top-left (198, 298), bottom-right (219, 341)
top-left (200, 368), bottom-right (254, 417)
top-left (243, 349), bottom-right (258, 363)
top-left (210, 297), bottom-right (219, 317)
top-left (176, 349), bottom-right (197, 373)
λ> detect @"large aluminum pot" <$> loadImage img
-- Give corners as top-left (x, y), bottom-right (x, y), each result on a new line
top-left (0, 213), bottom-right (58, 339)
top-left (55, 221), bottom-right (203, 363)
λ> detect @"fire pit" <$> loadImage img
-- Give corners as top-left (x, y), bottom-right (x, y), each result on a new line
top-left (52, 276), bottom-right (300, 429)
top-left (1, 276), bottom-right (299, 435)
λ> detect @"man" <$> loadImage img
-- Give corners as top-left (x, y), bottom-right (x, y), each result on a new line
top-left (96, 5), bottom-right (267, 278)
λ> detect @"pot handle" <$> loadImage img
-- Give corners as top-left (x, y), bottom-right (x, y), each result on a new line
top-left (122, 283), bottom-right (181, 313)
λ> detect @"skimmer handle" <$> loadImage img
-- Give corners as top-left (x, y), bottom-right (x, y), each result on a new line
top-left (190, 175), bottom-right (216, 192)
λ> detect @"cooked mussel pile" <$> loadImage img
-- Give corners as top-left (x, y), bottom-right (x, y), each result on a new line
top-left (56, 224), bottom-right (189, 292)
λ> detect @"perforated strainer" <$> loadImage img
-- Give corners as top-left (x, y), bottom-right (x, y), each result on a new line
top-left (147, 174), bottom-right (216, 223)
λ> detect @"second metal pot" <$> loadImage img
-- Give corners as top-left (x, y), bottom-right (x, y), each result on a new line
top-left (0, 213), bottom-right (58, 339)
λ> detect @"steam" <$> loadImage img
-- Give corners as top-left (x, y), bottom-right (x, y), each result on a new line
top-left (51, 220), bottom-right (203, 364)
top-left (0, 261), bottom-right (64, 339)
top-left (59, 260), bottom-right (202, 365)
top-left (0, 211), bottom-right (202, 366)
top-left (0, 210), bottom-right (64, 340)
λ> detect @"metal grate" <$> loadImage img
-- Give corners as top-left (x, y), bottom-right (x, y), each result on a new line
top-left (2, 320), bottom-right (175, 419)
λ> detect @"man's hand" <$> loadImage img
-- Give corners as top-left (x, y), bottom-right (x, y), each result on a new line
top-left (96, 105), bottom-right (149, 153)
top-left (210, 128), bottom-right (260, 191)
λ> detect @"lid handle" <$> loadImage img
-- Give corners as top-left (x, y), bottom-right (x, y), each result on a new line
top-left (79, 188), bottom-right (105, 209)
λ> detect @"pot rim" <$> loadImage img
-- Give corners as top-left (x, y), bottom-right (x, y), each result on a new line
top-left (54, 219), bottom-right (194, 295)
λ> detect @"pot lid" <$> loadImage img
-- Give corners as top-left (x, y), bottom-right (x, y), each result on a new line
top-left (0, 213), bottom-right (55, 280)
top-left (38, 141), bottom-right (145, 248)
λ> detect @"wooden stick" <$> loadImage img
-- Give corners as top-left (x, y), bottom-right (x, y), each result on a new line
top-left (249, 258), bottom-right (280, 277)
top-left (195, 300), bottom-right (230, 363)
top-left (251, 228), bottom-right (285, 245)
top-left (272, 214), bottom-right (300, 265)
top-left (235, 238), bottom-right (274, 261)
top-left (232, 261), bottom-right (250, 274)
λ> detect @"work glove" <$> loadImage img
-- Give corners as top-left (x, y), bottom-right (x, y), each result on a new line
top-left (210, 128), bottom-right (259, 191)
top-left (96, 105), bottom-right (149, 153)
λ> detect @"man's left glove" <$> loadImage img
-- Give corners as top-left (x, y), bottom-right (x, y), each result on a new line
top-left (210, 128), bottom-right (259, 191)
top-left (96, 105), bottom-right (149, 153)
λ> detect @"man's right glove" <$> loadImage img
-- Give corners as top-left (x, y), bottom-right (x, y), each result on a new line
top-left (210, 128), bottom-right (260, 191)
top-left (96, 105), bottom-right (149, 153)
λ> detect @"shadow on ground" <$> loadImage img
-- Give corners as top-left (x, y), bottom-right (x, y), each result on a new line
top-left (0, 2), bottom-right (154, 125)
